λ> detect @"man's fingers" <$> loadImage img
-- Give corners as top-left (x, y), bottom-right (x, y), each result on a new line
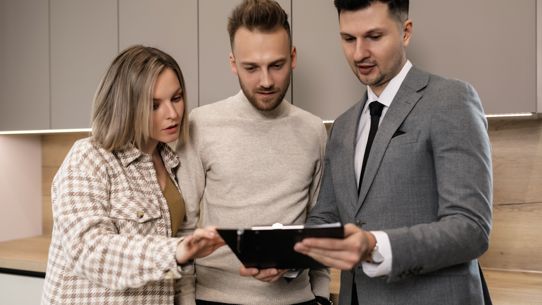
top-left (239, 266), bottom-right (259, 276)
top-left (299, 237), bottom-right (346, 250)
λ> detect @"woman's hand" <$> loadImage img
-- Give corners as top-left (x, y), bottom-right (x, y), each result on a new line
top-left (176, 227), bottom-right (225, 264)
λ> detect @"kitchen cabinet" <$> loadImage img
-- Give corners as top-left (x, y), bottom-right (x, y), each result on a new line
top-left (119, 0), bottom-right (199, 112)
top-left (292, 0), bottom-right (537, 119)
top-left (0, 0), bottom-right (49, 131)
top-left (50, 0), bottom-right (118, 129)
top-left (0, 273), bottom-right (44, 305)
top-left (292, 0), bottom-right (362, 121)
top-left (0, 0), bottom-right (540, 132)
top-left (198, 0), bottom-right (292, 106)
top-left (0, 235), bottom-right (49, 305)
top-left (409, 0), bottom-right (536, 114)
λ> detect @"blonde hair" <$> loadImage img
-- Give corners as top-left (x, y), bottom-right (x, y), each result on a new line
top-left (91, 45), bottom-right (188, 152)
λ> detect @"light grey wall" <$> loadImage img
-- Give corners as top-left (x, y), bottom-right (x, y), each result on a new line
top-left (409, 0), bottom-right (537, 115)
top-left (50, 0), bottom-right (118, 129)
top-left (119, 0), bottom-right (199, 111)
top-left (198, 0), bottom-right (292, 106)
top-left (0, 0), bottom-right (49, 131)
top-left (0, 0), bottom-right (540, 131)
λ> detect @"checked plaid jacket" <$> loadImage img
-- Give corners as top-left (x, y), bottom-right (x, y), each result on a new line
top-left (41, 138), bottom-right (194, 305)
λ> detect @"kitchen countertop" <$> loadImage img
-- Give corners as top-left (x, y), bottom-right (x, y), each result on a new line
top-left (1, 235), bottom-right (541, 305)
top-left (0, 235), bottom-right (50, 274)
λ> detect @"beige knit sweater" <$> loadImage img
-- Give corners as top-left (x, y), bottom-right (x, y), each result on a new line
top-left (177, 91), bottom-right (329, 304)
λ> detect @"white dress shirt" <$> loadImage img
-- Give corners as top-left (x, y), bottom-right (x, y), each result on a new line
top-left (356, 60), bottom-right (413, 277)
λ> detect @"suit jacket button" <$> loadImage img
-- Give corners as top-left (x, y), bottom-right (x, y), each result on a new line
top-left (355, 220), bottom-right (366, 227)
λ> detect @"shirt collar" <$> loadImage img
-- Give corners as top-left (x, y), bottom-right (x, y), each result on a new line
top-left (117, 142), bottom-right (180, 170)
top-left (367, 60), bottom-right (413, 108)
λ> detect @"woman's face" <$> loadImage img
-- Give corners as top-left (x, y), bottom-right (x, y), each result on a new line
top-left (144, 68), bottom-right (184, 154)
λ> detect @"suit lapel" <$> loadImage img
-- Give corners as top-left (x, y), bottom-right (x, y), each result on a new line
top-left (339, 95), bottom-right (367, 212)
top-left (356, 68), bottom-right (429, 214)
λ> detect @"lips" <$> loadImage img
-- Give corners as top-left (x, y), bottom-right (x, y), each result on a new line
top-left (357, 63), bottom-right (376, 75)
top-left (163, 124), bottom-right (178, 130)
top-left (257, 91), bottom-right (277, 96)
top-left (162, 124), bottom-right (179, 134)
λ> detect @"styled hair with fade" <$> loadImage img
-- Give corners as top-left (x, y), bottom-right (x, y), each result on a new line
top-left (334, 0), bottom-right (409, 22)
top-left (227, 0), bottom-right (291, 48)
top-left (91, 45), bottom-right (188, 152)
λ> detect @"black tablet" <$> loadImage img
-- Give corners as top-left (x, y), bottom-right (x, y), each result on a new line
top-left (217, 222), bottom-right (343, 269)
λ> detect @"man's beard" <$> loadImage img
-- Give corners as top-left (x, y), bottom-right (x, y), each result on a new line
top-left (239, 72), bottom-right (291, 112)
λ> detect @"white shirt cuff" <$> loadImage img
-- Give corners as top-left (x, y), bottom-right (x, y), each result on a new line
top-left (361, 231), bottom-right (392, 277)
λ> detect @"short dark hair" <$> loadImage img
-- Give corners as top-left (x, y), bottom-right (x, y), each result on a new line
top-left (334, 0), bottom-right (409, 22)
top-left (227, 0), bottom-right (291, 48)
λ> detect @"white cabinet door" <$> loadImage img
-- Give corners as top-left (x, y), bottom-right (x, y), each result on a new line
top-left (0, 0), bottom-right (49, 131)
top-left (50, 0), bottom-right (118, 129)
top-left (119, 0), bottom-right (199, 112)
top-left (198, 0), bottom-right (292, 106)
top-left (0, 273), bottom-right (44, 305)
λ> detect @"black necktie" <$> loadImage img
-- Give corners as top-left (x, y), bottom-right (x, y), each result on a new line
top-left (358, 101), bottom-right (384, 194)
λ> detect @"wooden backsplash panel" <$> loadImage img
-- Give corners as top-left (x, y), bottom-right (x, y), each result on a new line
top-left (480, 202), bottom-right (542, 271)
top-left (488, 119), bottom-right (542, 205)
top-left (481, 118), bottom-right (542, 272)
top-left (42, 132), bottom-right (90, 167)
top-left (41, 132), bottom-right (90, 234)
top-left (39, 120), bottom-right (542, 273)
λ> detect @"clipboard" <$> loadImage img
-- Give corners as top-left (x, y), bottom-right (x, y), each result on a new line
top-left (217, 222), bottom-right (343, 269)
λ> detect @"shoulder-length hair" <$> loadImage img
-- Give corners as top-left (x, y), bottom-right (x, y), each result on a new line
top-left (91, 45), bottom-right (189, 152)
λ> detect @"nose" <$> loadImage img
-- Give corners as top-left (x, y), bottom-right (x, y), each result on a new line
top-left (353, 40), bottom-right (369, 62)
top-left (259, 70), bottom-right (274, 89)
top-left (165, 101), bottom-right (180, 119)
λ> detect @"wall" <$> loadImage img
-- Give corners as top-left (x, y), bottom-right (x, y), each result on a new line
top-left (0, 136), bottom-right (42, 242)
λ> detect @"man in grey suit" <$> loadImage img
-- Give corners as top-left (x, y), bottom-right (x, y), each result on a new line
top-left (294, 0), bottom-right (493, 304)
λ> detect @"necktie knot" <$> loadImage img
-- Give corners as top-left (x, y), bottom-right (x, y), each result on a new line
top-left (369, 101), bottom-right (384, 117)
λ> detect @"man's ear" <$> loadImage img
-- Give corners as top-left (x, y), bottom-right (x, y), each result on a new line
top-left (229, 52), bottom-right (238, 75)
top-left (290, 47), bottom-right (297, 70)
top-left (402, 19), bottom-right (413, 47)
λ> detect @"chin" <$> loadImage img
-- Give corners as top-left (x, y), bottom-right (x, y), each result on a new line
top-left (257, 101), bottom-right (281, 111)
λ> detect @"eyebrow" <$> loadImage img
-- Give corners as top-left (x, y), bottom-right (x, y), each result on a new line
top-left (240, 58), bottom-right (287, 66)
top-left (340, 27), bottom-right (385, 37)
top-left (153, 87), bottom-right (182, 102)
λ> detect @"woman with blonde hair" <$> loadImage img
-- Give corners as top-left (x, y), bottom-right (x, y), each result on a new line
top-left (42, 45), bottom-right (223, 305)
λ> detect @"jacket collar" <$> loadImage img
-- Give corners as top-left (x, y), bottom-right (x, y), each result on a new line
top-left (117, 142), bottom-right (180, 170)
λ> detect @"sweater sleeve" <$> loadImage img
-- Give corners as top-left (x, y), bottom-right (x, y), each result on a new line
top-left (176, 111), bottom-right (206, 232)
top-left (307, 123), bottom-right (328, 211)
top-left (52, 142), bottom-right (185, 290)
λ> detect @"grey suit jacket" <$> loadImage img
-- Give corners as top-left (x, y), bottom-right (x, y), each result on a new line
top-left (308, 67), bottom-right (493, 305)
